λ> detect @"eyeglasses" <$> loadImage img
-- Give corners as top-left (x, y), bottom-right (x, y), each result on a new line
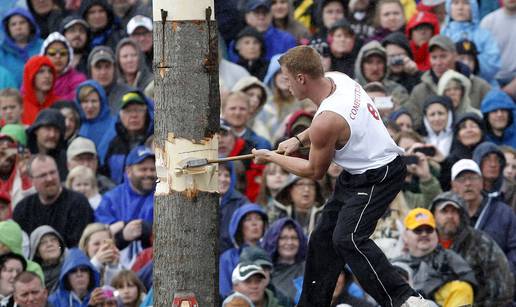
top-left (279, 235), bottom-right (299, 242)
top-left (46, 48), bottom-right (68, 57)
top-left (411, 226), bottom-right (434, 235)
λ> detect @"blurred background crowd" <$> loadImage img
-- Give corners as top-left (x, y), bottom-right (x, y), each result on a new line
top-left (0, 0), bottom-right (514, 306)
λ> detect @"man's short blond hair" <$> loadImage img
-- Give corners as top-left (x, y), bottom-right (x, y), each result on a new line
top-left (278, 46), bottom-right (324, 79)
top-left (222, 91), bottom-right (250, 111)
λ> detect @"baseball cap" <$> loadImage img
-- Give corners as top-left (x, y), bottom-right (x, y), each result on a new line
top-left (88, 46), bottom-right (115, 67)
top-left (231, 263), bottom-right (266, 285)
top-left (245, 0), bottom-right (270, 12)
top-left (435, 201), bottom-right (461, 211)
top-left (127, 15), bottom-right (152, 35)
top-left (451, 159), bottom-right (481, 181)
top-left (220, 118), bottom-right (233, 133)
top-left (67, 137), bottom-right (97, 162)
top-left (429, 35), bottom-right (456, 53)
top-left (126, 146), bottom-right (155, 166)
top-left (362, 43), bottom-right (386, 60)
top-left (404, 208), bottom-right (436, 230)
top-left (455, 39), bottom-right (478, 56)
top-left (120, 92), bottom-right (146, 109)
top-left (61, 15), bottom-right (89, 32)
top-left (240, 246), bottom-right (273, 268)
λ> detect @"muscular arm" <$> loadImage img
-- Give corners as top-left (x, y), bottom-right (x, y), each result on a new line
top-left (254, 112), bottom-right (347, 180)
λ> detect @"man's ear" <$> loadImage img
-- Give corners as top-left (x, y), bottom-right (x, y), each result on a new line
top-left (297, 74), bottom-right (305, 84)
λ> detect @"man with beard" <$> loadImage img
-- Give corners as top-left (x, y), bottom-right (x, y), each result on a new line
top-left (60, 15), bottom-right (90, 75)
top-left (108, 0), bottom-right (151, 30)
top-left (12, 155), bottom-right (94, 247)
top-left (450, 159), bottom-right (516, 276)
top-left (95, 146), bottom-right (154, 266)
top-left (430, 191), bottom-right (514, 306)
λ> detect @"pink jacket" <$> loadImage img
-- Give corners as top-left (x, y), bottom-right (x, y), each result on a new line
top-left (54, 68), bottom-right (87, 101)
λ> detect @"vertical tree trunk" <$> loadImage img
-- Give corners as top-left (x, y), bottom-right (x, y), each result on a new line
top-left (152, 2), bottom-right (219, 306)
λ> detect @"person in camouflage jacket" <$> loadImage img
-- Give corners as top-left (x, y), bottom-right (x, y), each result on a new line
top-left (430, 191), bottom-right (514, 306)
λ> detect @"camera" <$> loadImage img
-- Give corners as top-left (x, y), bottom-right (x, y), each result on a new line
top-left (413, 147), bottom-right (436, 157)
top-left (389, 55), bottom-right (404, 66)
top-left (401, 155), bottom-right (419, 165)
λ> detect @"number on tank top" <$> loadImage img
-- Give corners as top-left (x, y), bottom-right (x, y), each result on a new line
top-left (367, 103), bottom-right (380, 120)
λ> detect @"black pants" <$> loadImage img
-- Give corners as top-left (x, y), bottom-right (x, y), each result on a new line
top-left (298, 156), bottom-right (417, 307)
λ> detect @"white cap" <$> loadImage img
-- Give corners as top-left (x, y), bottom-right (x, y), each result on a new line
top-left (127, 15), bottom-right (152, 35)
top-left (451, 159), bottom-right (481, 181)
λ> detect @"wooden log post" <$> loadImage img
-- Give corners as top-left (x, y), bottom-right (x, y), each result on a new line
top-left (152, 0), bottom-right (219, 305)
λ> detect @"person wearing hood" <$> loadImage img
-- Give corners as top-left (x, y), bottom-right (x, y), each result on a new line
top-left (74, 80), bottom-right (116, 162)
top-left (231, 27), bottom-right (270, 81)
top-left (440, 0), bottom-right (501, 86)
top-left (395, 208), bottom-right (477, 306)
top-left (354, 41), bottom-right (409, 107)
top-left (21, 56), bottom-right (60, 126)
top-left (101, 92), bottom-right (153, 184)
top-left (29, 225), bottom-right (67, 293)
top-left (115, 38), bottom-right (153, 94)
top-left (472, 142), bottom-right (516, 209)
top-left (40, 32), bottom-right (88, 101)
top-left (227, 1), bottom-right (296, 62)
top-left (430, 191), bottom-right (514, 306)
top-left (232, 76), bottom-right (270, 142)
top-left (0, 220), bottom-right (44, 286)
top-left (269, 174), bottom-right (325, 236)
top-left (48, 248), bottom-right (100, 307)
top-left (261, 218), bottom-right (307, 303)
top-left (219, 162), bottom-right (249, 254)
top-left (0, 8), bottom-right (44, 88)
top-left (60, 15), bottom-right (91, 76)
top-left (450, 159), bottom-right (516, 276)
top-left (367, 0), bottom-right (406, 43)
top-left (437, 69), bottom-right (481, 118)
top-left (0, 252), bottom-right (27, 307)
top-left (311, 0), bottom-right (346, 41)
top-left (219, 204), bottom-right (268, 299)
top-left (26, 109), bottom-right (68, 180)
top-left (405, 11), bottom-right (440, 72)
top-left (270, 0), bottom-right (310, 43)
top-left (480, 89), bottom-right (516, 148)
top-left (382, 32), bottom-right (422, 93)
top-left (406, 35), bottom-right (491, 128)
top-left (26, 0), bottom-right (65, 39)
top-left (418, 95), bottom-right (454, 157)
top-left (388, 107), bottom-right (414, 132)
top-left (95, 146), bottom-right (154, 266)
top-left (79, 0), bottom-right (126, 51)
top-left (87, 46), bottom-right (135, 115)
top-left (0, 129), bottom-right (33, 211)
top-left (328, 19), bottom-right (361, 79)
top-left (347, 0), bottom-right (376, 41)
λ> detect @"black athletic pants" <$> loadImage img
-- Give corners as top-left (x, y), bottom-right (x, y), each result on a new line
top-left (298, 156), bottom-right (417, 307)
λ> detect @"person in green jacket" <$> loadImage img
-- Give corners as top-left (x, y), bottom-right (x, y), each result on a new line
top-left (0, 220), bottom-right (44, 284)
top-left (232, 262), bottom-right (285, 307)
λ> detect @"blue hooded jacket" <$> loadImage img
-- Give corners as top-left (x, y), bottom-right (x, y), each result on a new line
top-left (94, 175), bottom-right (154, 225)
top-left (261, 217), bottom-right (307, 265)
top-left (0, 7), bottom-right (44, 88)
top-left (49, 248), bottom-right (100, 307)
top-left (75, 80), bottom-right (117, 162)
top-left (220, 162), bottom-right (249, 253)
top-left (103, 92), bottom-right (154, 184)
top-left (219, 204), bottom-right (268, 298)
top-left (480, 90), bottom-right (516, 148)
top-left (472, 142), bottom-right (507, 194)
top-left (440, 0), bottom-right (501, 86)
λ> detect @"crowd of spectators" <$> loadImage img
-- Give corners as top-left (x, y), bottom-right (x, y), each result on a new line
top-left (0, 0), bottom-right (514, 306)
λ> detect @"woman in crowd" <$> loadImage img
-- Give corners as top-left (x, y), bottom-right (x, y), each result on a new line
top-left (41, 32), bottom-right (87, 100)
top-left (29, 225), bottom-right (67, 293)
top-left (368, 0), bottom-right (406, 42)
top-left (232, 27), bottom-right (269, 81)
top-left (389, 108), bottom-right (415, 132)
top-left (219, 204), bottom-right (268, 298)
top-left (419, 95), bottom-right (454, 157)
top-left (79, 223), bottom-right (123, 287)
top-left (49, 248), bottom-right (100, 307)
top-left (271, 0), bottom-right (309, 42)
top-left (269, 175), bottom-right (325, 235)
top-left (256, 163), bottom-right (290, 210)
top-left (313, 0), bottom-right (346, 41)
top-left (115, 38), bottom-right (153, 95)
top-left (51, 101), bottom-right (82, 147)
top-left (437, 70), bottom-right (481, 117)
top-left (111, 270), bottom-right (146, 307)
top-left (0, 253), bottom-right (26, 307)
top-left (328, 19), bottom-right (361, 78)
top-left (262, 218), bottom-right (307, 303)
top-left (66, 166), bottom-right (102, 210)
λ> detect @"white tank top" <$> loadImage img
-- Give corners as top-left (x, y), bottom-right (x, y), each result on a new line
top-left (314, 72), bottom-right (403, 174)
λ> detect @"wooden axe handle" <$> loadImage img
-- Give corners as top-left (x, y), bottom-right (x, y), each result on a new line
top-left (207, 146), bottom-right (310, 164)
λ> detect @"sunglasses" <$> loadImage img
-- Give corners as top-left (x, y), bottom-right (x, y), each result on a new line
top-left (412, 226), bottom-right (435, 235)
top-left (46, 48), bottom-right (68, 57)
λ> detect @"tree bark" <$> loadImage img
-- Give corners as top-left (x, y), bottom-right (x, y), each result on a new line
top-left (152, 5), bottom-right (220, 306)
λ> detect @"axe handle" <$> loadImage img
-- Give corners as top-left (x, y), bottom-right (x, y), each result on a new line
top-left (207, 146), bottom-right (310, 164)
